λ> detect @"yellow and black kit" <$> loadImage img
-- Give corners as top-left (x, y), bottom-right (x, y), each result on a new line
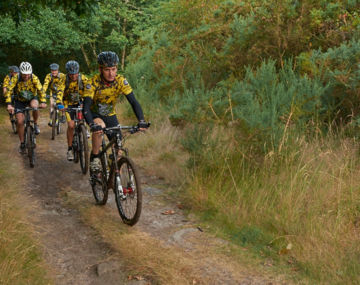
top-left (83, 74), bottom-right (132, 117)
top-left (5, 74), bottom-right (46, 104)
top-left (43, 72), bottom-right (66, 98)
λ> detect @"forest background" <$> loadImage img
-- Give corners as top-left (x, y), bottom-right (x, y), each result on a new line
top-left (1, 0), bottom-right (360, 283)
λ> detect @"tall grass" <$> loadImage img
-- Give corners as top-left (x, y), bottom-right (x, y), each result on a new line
top-left (0, 111), bottom-right (51, 284)
top-left (183, 126), bottom-right (360, 284)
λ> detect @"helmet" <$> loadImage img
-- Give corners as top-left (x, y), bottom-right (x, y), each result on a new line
top-left (49, 63), bottom-right (59, 70)
top-left (9, 65), bottom-right (19, 73)
top-left (20, 62), bottom-right (32, 74)
top-left (65, 60), bottom-right (79, 74)
top-left (97, 51), bottom-right (119, 67)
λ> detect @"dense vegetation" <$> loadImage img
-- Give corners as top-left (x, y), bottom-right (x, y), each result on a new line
top-left (1, 0), bottom-right (360, 283)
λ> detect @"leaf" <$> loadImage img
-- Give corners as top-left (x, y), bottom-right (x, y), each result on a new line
top-left (162, 210), bottom-right (175, 215)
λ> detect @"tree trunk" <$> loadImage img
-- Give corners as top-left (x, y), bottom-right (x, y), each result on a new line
top-left (80, 45), bottom-right (91, 70)
top-left (89, 42), bottom-right (97, 59)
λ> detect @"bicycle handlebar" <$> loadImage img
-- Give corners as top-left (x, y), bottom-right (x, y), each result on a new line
top-left (23, 107), bottom-right (38, 111)
top-left (103, 122), bottom-right (151, 134)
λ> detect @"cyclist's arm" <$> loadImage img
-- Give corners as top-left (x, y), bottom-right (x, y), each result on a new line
top-left (33, 75), bottom-right (46, 103)
top-left (55, 81), bottom-right (65, 104)
top-left (3, 75), bottom-right (10, 94)
top-left (125, 92), bottom-right (145, 121)
top-left (42, 74), bottom-right (50, 94)
top-left (4, 77), bottom-right (17, 105)
top-left (83, 97), bottom-right (94, 125)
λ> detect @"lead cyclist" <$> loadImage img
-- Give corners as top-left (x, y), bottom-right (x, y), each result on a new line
top-left (82, 51), bottom-right (149, 172)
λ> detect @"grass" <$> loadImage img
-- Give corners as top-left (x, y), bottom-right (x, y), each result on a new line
top-left (0, 109), bottom-right (51, 284)
top-left (181, 126), bottom-right (360, 284)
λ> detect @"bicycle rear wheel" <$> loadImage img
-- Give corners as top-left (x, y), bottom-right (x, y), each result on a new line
top-left (26, 126), bottom-right (35, 168)
top-left (114, 157), bottom-right (142, 226)
top-left (90, 155), bottom-right (108, 205)
top-left (51, 110), bottom-right (57, 140)
top-left (79, 124), bottom-right (89, 175)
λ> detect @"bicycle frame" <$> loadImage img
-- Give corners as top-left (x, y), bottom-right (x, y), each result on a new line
top-left (98, 125), bottom-right (139, 197)
top-left (23, 107), bottom-right (36, 131)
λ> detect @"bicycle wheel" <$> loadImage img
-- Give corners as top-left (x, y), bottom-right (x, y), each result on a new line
top-left (51, 110), bottom-right (57, 140)
top-left (56, 111), bottom-right (61, 134)
top-left (10, 114), bottom-right (17, 134)
top-left (90, 154), bottom-right (108, 205)
top-left (79, 124), bottom-right (89, 175)
top-left (114, 157), bottom-right (142, 226)
top-left (26, 126), bottom-right (35, 168)
top-left (73, 132), bottom-right (79, 163)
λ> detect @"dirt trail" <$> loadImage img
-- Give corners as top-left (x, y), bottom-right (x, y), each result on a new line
top-left (4, 114), bottom-right (287, 285)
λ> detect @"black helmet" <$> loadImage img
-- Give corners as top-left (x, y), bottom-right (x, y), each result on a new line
top-left (50, 63), bottom-right (59, 70)
top-left (65, 60), bottom-right (79, 74)
top-left (9, 65), bottom-right (19, 73)
top-left (97, 51), bottom-right (119, 67)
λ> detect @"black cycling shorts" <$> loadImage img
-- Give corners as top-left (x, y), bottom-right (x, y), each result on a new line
top-left (14, 99), bottom-right (38, 114)
top-left (92, 112), bottom-right (121, 140)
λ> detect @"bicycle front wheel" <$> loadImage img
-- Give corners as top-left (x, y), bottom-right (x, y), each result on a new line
top-left (79, 124), bottom-right (89, 175)
top-left (90, 155), bottom-right (108, 205)
top-left (73, 132), bottom-right (79, 163)
top-left (51, 110), bottom-right (57, 140)
top-left (114, 157), bottom-right (142, 226)
top-left (10, 114), bottom-right (17, 134)
top-left (56, 111), bottom-right (61, 134)
top-left (26, 126), bottom-right (35, 168)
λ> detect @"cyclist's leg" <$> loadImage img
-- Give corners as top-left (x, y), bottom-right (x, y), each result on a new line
top-left (91, 117), bottom-right (106, 155)
top-left (103, 115), bottom-right (121, 157)
top-left (14, 101), bottom-right (26, 143)
top-left (50, 96), bottom-right (55, 113)
top-left (30, 98), bottom-right (39, 120)
top-left (90, 115), bottom-right (105, 171)
top-left (30, 98), bottom-right (40, 134)
top-left (66, 104), bottom-right (77, 144)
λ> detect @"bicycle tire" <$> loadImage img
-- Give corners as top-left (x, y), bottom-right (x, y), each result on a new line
top-left (79, 124), bottom-right (89, 175)
top-left (51, 110), bottom-right (57, 140)
top-left (57, 111), bottom-right (61, 135)
top-left (73, 132), bottom-right (79, 163)
top-left (10, 115), bottom-right (17, 134)
top-left (114, 157), bottom-right (142, 226)
top-left (26, 126), bottom-right (35, 168)
top-left (90, 154), bottom-right (108, 205)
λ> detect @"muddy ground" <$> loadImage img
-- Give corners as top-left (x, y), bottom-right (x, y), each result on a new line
top-left (3, 114), bottom-right (289, 285)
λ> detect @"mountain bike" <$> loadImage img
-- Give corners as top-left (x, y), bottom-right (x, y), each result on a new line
top-left (66, 106), bottom-right (89, 174)
top-left (90, 123), bottom-right (150, 226)
top-left (23, 107), bottom-right (37, 168)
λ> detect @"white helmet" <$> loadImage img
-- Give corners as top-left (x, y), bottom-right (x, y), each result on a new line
top-left (20, 62), bottom-right (32, 74)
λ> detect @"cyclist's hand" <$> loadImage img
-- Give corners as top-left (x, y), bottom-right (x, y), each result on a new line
top-left (90, 123), bottom-right (103, 134)
top-left (138, 120), bottom-right (149, 131)
top-left (7, 105), bottom-right (14, 114)
top-left (39, 103), bottom-right (47, 109)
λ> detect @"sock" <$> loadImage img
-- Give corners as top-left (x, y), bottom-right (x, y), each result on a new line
top-left (68, 146), bottom-right (72, 151)
top-left (90, 152), bottom-right (100, 161)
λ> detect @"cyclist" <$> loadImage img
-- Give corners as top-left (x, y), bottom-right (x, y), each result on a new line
top-left (3, 66), bottom-right (19, 129)
top-left (56, 60), bottom-right (88, 161)
top-left (83, 51), bottom-right (148, 171)
top-left (5, 62), bottom-right (47, 152)
top-left (42, 63), bottom-right (66, 126)
top-left (2, 66), bottom-right (19, 96)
